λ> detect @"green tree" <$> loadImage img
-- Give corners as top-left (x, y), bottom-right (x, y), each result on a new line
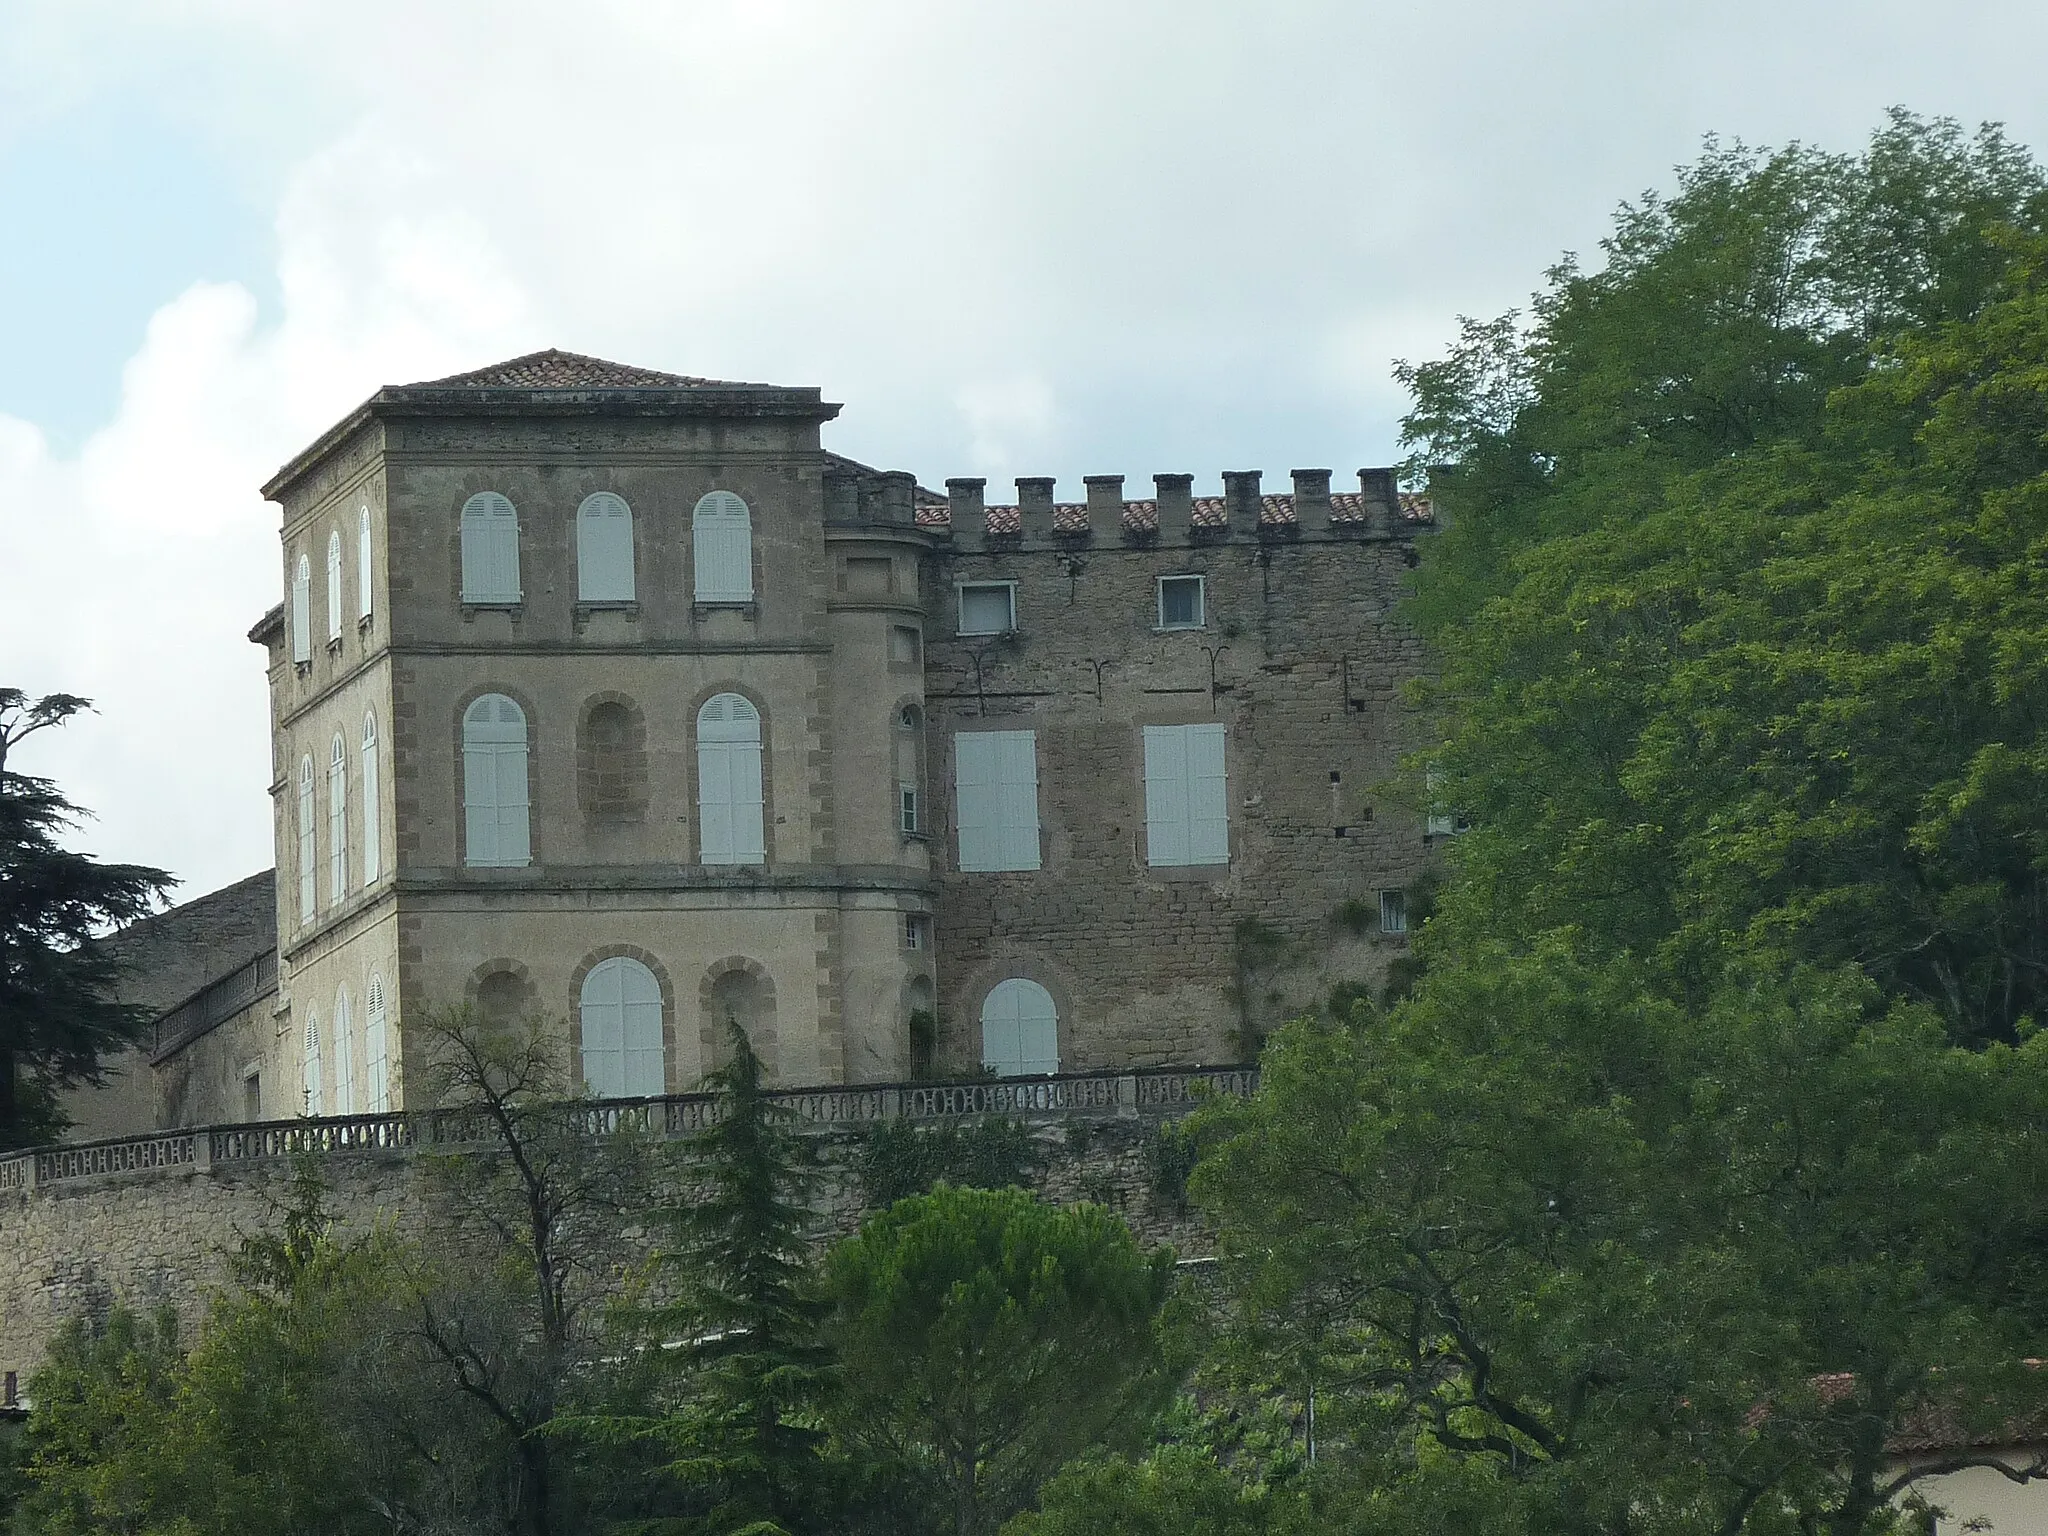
top-left (1005, 1446), bottom-right (1277, 1536)
top-left (820, 1184), bottom-right (1178, 1536)
top-left (0, 690), bottom-right (170, 1146)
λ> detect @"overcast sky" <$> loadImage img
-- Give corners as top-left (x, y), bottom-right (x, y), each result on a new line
top-left (3, 0), bottom-right (2044, 903)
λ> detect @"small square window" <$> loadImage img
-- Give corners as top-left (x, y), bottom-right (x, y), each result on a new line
top-left (1157, 575), bottom-right (1205, 630)
top-left (900, 782), bottom-right (922, 835)
top-left (903, 914), bottom-right (927, 950)
top-left (891, 624), bottom-right (922, 665)
top-left (958, 583), bottom-right (1017, 635)
top-left (1379, 890), bottom-right (1408, 935)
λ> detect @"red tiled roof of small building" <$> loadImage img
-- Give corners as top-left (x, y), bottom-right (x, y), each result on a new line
top-left (413, 349), bottom-right (742, 390)
top-left (913, 490), bottom-right (1434, 533)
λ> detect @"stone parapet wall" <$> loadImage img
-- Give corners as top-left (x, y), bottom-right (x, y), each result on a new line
top-left (0, 1067), bottom-right (1247, 1385)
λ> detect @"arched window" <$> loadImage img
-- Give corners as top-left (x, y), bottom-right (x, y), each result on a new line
top-left (692, 491), bottom-right (753, 602)
top-left (333, 986), bottom-right (355, 1116)
top-left (576, 492), bottom-right (635, 602)
top-left (291, 553), bottom-right (312, 663)
top-left (297, 755), bottom-right (317, 922)
top-left (326, 529), bottom-right (344, 641)
top-left (327, 733), bottom-right (348, 901)
top-left (365, 971), bottom-right (390, 1113)
top-left (463, 695), bottom-right (531, 867)
top-left (360, 712), bottom-right (380, 885)
top-left (460, 492), bottom-right (521, 603)
top-left (697, 693), bottom-right (765, 865)
top-left (357, 504), bottom-right (374, 621)
top-left (579, 956), bottom-right (664, 1098)
top-left (302, 1009), bottom-right (323, 1117)
top-left (980, 978), bottom-right (1059, 1077)
top-left (896, 703), bottom-right (925, 836)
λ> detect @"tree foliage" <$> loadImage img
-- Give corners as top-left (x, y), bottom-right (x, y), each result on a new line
top-left (0, 690), bottom-right (170, 1146)
top-left (820, 1184), bottom-right (1177, 1536)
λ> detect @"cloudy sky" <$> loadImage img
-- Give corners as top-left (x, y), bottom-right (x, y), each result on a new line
top-left (2, 0), bottom-right (2043, 902)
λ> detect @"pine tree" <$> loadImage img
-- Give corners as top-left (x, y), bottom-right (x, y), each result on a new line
top-left (0, 690), bottom-right (170, 1147)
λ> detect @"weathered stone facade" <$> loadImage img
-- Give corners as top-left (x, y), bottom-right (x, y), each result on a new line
top-left (70, 348), bottom-right (1432, 1131)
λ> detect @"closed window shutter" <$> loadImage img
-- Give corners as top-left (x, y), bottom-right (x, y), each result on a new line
top-left (365, 974), bottom-right (389, 1113)
top-left (333, 990), bottom-right (354, 1116)
top-left (577, 493), bottom-right (636, 601)
top-left (291, 557), bottom-right (312, 662)
top-left (303, 1013), bottom-right (322, 1117)
top-left (581, 959), bottom-right (626, 1096)
top-left (697, 694), bottom-right (764, 865)
top-left (361, 715), bottom-right (380, 884)
top-left (328, 736), bottom-right (347, 901)
top-left (1144, 727), bottom-right (1191, 866)
top-left (463, 696), bottom-right (530, 866)
top-left (358, 507), bottom-right (374, 619)
top-left (954, 732), bottom-right (998, 872)
top-left (461, 493), bottom-right (520, 601)
top-left (1188, 723), bottom-right (1230, 863)
top-left (326, 531), bottom-right (343, 640)
top-left (693, 492), bottom-right (753, 601)
top-left (297, 758), bottom-right (316, 921)
top-left (996, 731), bottom-right (1042, 871)
top-left (621, 960), bottom-right (663, 1095)
top-left (981, 979), bottom-right (1059, 1076)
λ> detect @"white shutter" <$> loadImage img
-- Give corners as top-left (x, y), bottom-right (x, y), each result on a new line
top-left (996, 730), bottom-right (1042, 871)
top-left (580, 959), bottom-right (626, 1097)
top-left (981, 979), bottom-right (1059, 1077)
top-left (326, 530), bottom-right (343, 641)
top-left (463, 696), bottom-right (529, 866)
top-left (328, 735), bottom-right (347, 901)
top-left (461, 493), bottom-right (521, 602)
top-left (365, 973), bottom-right (389, 1113)
top-left (577, 493), bottom-right (636, 601)
top-left (291, 556), bottom-right (312, 663)
top-left (697, 694), bottom-right (764, 865)
top-left (360, 714), bottom-right (380, 885)
top-left (1188, 723), bottom-right (1230, 864)
top-left (333, 989), bottom-right (355, 1115)
top-left (693, 491), bottom-right (754, 601)
top-left (297, 757), bottom-right (317, 921)
top-left (303, 1012), bottom-right (323, 1117)
top-left (954, 732), bottom-right (998, 872)
top-left (357, 506), bottom-right (374, 620)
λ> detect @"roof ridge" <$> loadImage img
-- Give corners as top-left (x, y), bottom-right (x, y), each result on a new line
top-left (412, 348), bottom-right (739, 390)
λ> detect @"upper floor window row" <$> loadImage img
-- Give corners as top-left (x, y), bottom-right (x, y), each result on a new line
top-left (459, 490), bottom-right (756, 608)
top-left (953, 573), bottom-right (1209, 637)
top-left (290, 502), bottom-right (374, 668)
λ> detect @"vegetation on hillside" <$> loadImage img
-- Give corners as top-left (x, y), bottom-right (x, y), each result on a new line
top-left (15, 110), bottom-right (2048, 1534)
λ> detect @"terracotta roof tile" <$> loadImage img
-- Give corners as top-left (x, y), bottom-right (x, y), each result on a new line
top-left (413, 349), bottom-right (742, 390)
top-left (913, 490), bottom-right (1433, 535)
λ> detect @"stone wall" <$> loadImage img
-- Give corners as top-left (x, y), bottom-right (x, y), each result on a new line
top-left (0, 1069), bottom-right (1239, 1387)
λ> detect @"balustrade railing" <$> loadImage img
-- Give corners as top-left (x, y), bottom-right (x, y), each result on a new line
top-left (0, 1064), bottom-right (1257, 1196)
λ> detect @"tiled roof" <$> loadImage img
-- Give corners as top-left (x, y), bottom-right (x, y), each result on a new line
top-left (412, 349), bottom-right (741, 390)
top-left (913, 490), bottom-right (1433, 534)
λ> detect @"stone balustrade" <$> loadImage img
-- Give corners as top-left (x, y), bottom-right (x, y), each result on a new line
top-left (0, 1065), bottom-right (1258, 1198)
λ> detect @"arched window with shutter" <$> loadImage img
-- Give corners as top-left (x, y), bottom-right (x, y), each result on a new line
top-left (463, 694), bottom-right (532, 867)
top-left (291, 553), bottom-right (312, 663)
top-left (358, 505), bottom-right (374, 621)
top-left (980, 979), bottom-right (1060, 1077)
top-left (579, 956), bottom-right (664, 1098)
top-left (328, 733), bottom-right (348, 902)
top-left (460, 492), bottom-right (521, 603)
top-left (577, 493), bottom-right (635, 602)
top-left (333, 986), bottom-right (355, 1116)
top-left (326, 530), bottom-right (343, 641)
top-left (696, 693), bottom-right (765, 865)
top-left (297, 755), bottom-right (317, 922)
top-left (692, 491), bottom-right (753, 602)
top-left (303, 1009), bottom-right (323, 1117)
top-left (361, 712), bottom-right (380, 885)
top-left (365, 972), bottom-right (390, 1112)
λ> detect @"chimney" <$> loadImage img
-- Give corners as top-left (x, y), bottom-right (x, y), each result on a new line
top-left (1016, 477), bottom-right (1056, 544)
top-left (1084, 475), bottom-right (1125, 547)
top-left (823, 465), bottom-right (861, 525)
top-left (1291, 468), bottom-right (1333, 533)
top-left (1154, 473), bottom-right (1194, 545)
top-left (1358, 468), bottom-right (1398, 538)
top-left (1221, 470), bottom-right (1262, 536)
top-left (947, 477), bottom-right (986, 551)
top-left (877, 471), bottom-right (915, 526)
